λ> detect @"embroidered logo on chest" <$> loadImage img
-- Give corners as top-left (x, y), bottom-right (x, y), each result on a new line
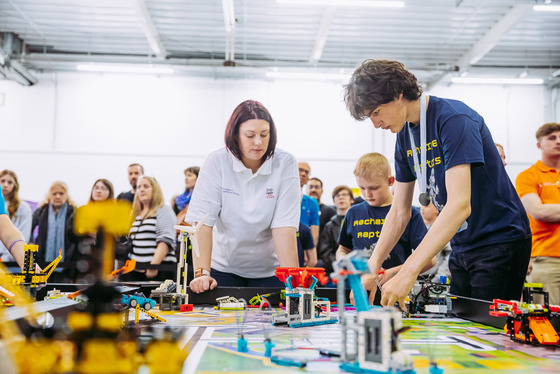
top-left (266, 188), bottom-right (275, 199)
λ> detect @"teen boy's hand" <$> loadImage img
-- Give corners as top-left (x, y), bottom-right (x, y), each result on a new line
top-left (380, 268), bottom-right (416, 308)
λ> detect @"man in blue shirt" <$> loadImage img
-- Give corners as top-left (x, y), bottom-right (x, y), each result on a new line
top-left (298, 162), bottom-right (320, 244)
top-left (344, 59), bottom-right (531, 305)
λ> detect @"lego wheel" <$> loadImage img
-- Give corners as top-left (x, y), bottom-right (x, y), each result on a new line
top-left (144, 302), bottom-right (152, 310)
top-left (129, 299), bottom-right (138, 307)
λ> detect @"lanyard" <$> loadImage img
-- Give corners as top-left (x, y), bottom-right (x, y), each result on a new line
top-left (407, 94), bottom-right (430, 206)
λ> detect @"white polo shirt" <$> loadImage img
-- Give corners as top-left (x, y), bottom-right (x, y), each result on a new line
top-left (185, 147), bottom-right (301, 278)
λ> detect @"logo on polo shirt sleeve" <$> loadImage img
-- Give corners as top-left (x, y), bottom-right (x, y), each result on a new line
top-left (266, 188), bottom-right (275, 199)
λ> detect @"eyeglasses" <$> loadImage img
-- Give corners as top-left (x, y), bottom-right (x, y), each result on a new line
top-left (334, 192), bottom-right (351, 199)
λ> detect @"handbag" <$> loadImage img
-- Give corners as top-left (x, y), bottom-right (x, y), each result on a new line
top-left (116, 217), bottom-right (144, 261)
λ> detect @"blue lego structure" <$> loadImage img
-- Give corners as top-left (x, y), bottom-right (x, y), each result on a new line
top-left (122, 292), bottom-right (156, 311)
top-left (332, 250), bottom-right (416, 374)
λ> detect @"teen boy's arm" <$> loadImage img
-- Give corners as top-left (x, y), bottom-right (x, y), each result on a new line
top-left (379, 164), bottom-right (471, 308)
top-left (364, 180), bottom-right (415, 303)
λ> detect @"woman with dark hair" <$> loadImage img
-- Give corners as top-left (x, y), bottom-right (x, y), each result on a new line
top-left (0, 170), bottom-right (32, 262)
top-left (186, 100), bottom-right (300, 292)
top-left (89, 178), bottom-right (115, 203)
top-left (172, 166), bottom-right (200, 216)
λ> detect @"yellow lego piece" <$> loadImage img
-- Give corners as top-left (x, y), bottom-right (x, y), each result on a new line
top-left (68, 312), bottom-right (94, 331)
top-left (78, 338), bottom-right (136, 374)
top-left (97, 313), bottom-right (124, 332)
top-left (144, 340), bottom-right (187, 374)
top-left (74, 200), bottom-right (133, 236)
top-left (524, 282), bottom-right (544, 288)
top-left (73, 200), bottom-right (134, 278)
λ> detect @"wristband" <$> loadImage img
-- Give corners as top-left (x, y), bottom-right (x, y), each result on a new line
top-left (8, 239), bottom-right (25, 254)
top-left (195, 268), bottom-right (210, 278)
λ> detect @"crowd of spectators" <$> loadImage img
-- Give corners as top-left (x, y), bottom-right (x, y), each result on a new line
top-left (0, 154), bottom-right (451, 286)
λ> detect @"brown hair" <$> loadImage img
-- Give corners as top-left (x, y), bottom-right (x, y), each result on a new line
top-left (536, 123), bottom-right (560, 140)
top-left (0, 170), bottom-right (20, 219)
top-left (184, 166), bottom-right (200, 178)
top-left (89, 178), bottom-right (115, 203)
top-left (224, 100), bottom-right (277, 161)
top-left (132, 176), bottom-right (164, 218)
top-left (332, 185), bottom-right (354, 200)
top-left (344, 59), bottom-right (422, 121)
top-left (309, 177), bottom-right (323, 188)
top-left (353, 152), bottom-right (392, 180)
top-left (129, 163), bottom-right (144, 174)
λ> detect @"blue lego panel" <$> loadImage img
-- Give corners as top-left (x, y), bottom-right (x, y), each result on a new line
top-left (340, 362), bottom-right (416, 374)
top-left (288, 317), bottom-right (338, 328)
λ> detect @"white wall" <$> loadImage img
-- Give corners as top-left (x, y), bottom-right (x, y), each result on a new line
top-left (0, 71), bottom-right (558, 207)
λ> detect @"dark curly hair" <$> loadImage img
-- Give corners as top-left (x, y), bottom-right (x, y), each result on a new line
top-left (344, 59), bottom-right (422, 120)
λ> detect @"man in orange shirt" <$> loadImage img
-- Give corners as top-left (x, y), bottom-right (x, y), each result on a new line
top-left (516, 122), bottom-right (560, 305)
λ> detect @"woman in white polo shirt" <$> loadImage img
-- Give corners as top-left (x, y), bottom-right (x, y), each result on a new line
top-left (186, 100), bottom-right (301, 292)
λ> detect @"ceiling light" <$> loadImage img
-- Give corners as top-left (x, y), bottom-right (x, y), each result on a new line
top-left (266, 71), bottom-right (351, 81)
top-left (533, 5), bottom-right (560, 12)
top-left (76, 64), bottom-right (174, 74)
top-left (277, 0), bottom-right (405, 8)
top-left (451, 77), bottom-right (543, 85)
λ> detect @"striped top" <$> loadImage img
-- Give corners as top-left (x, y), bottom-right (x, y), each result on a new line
top-left (129, 205), bottom-right (177, 264)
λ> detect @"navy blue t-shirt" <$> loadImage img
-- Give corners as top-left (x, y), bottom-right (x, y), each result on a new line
top-left (338, 202), bottom-right (427, 269)
top-left (297, 222), bottom-right (315, 267)
top-left (394, 96), bottom-right (531, 252)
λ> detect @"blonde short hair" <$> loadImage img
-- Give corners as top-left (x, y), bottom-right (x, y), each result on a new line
top-left (353, 152), bottom-right (391, 180)
top-left (42, 181), bottom-right (76, 207)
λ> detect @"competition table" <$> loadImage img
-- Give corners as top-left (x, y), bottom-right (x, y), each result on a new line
top-left (18, 284), bottom-right (560, 373)
top-left (147, 287), bottom-right (560, 374)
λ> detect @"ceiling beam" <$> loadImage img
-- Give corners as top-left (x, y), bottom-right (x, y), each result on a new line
top-left (0, 33), bottom-right (37, 86)
top-left (132, 0), bottom-right (167, 59)
top-left (455, 4), bottom-right (532, 71)
top-left (427, 3), bottom-right (532, 88)
top-left (309, 6), bottom-right (336, 63)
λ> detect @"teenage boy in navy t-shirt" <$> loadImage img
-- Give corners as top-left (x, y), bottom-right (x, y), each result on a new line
top-left (344, 59), bottom-right (531, 306)
top-left (336, 152), bottom-right (429, 304)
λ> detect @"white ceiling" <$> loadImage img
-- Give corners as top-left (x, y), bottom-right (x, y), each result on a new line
top-left (0, 0), bottom-right (559, 87)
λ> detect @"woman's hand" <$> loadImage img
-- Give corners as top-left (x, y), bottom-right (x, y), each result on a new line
top-left (189, 275), bottom-right (218, 293)
top-left (146, 269), bottom-right (159, 279)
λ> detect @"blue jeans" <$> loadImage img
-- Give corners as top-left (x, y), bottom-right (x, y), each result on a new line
top-left (210, 269), bottom-right (284, 288)
top-left (448, 237), bottom-right (531, 301)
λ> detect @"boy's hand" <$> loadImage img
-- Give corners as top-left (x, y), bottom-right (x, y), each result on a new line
top-left (349, 273), bottom-right (378, 306)
top-left (380, 270), bottom-right (415, 308)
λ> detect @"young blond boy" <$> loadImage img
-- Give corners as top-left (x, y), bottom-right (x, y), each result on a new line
top-left (336, 153), bottom-right (428, 304)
